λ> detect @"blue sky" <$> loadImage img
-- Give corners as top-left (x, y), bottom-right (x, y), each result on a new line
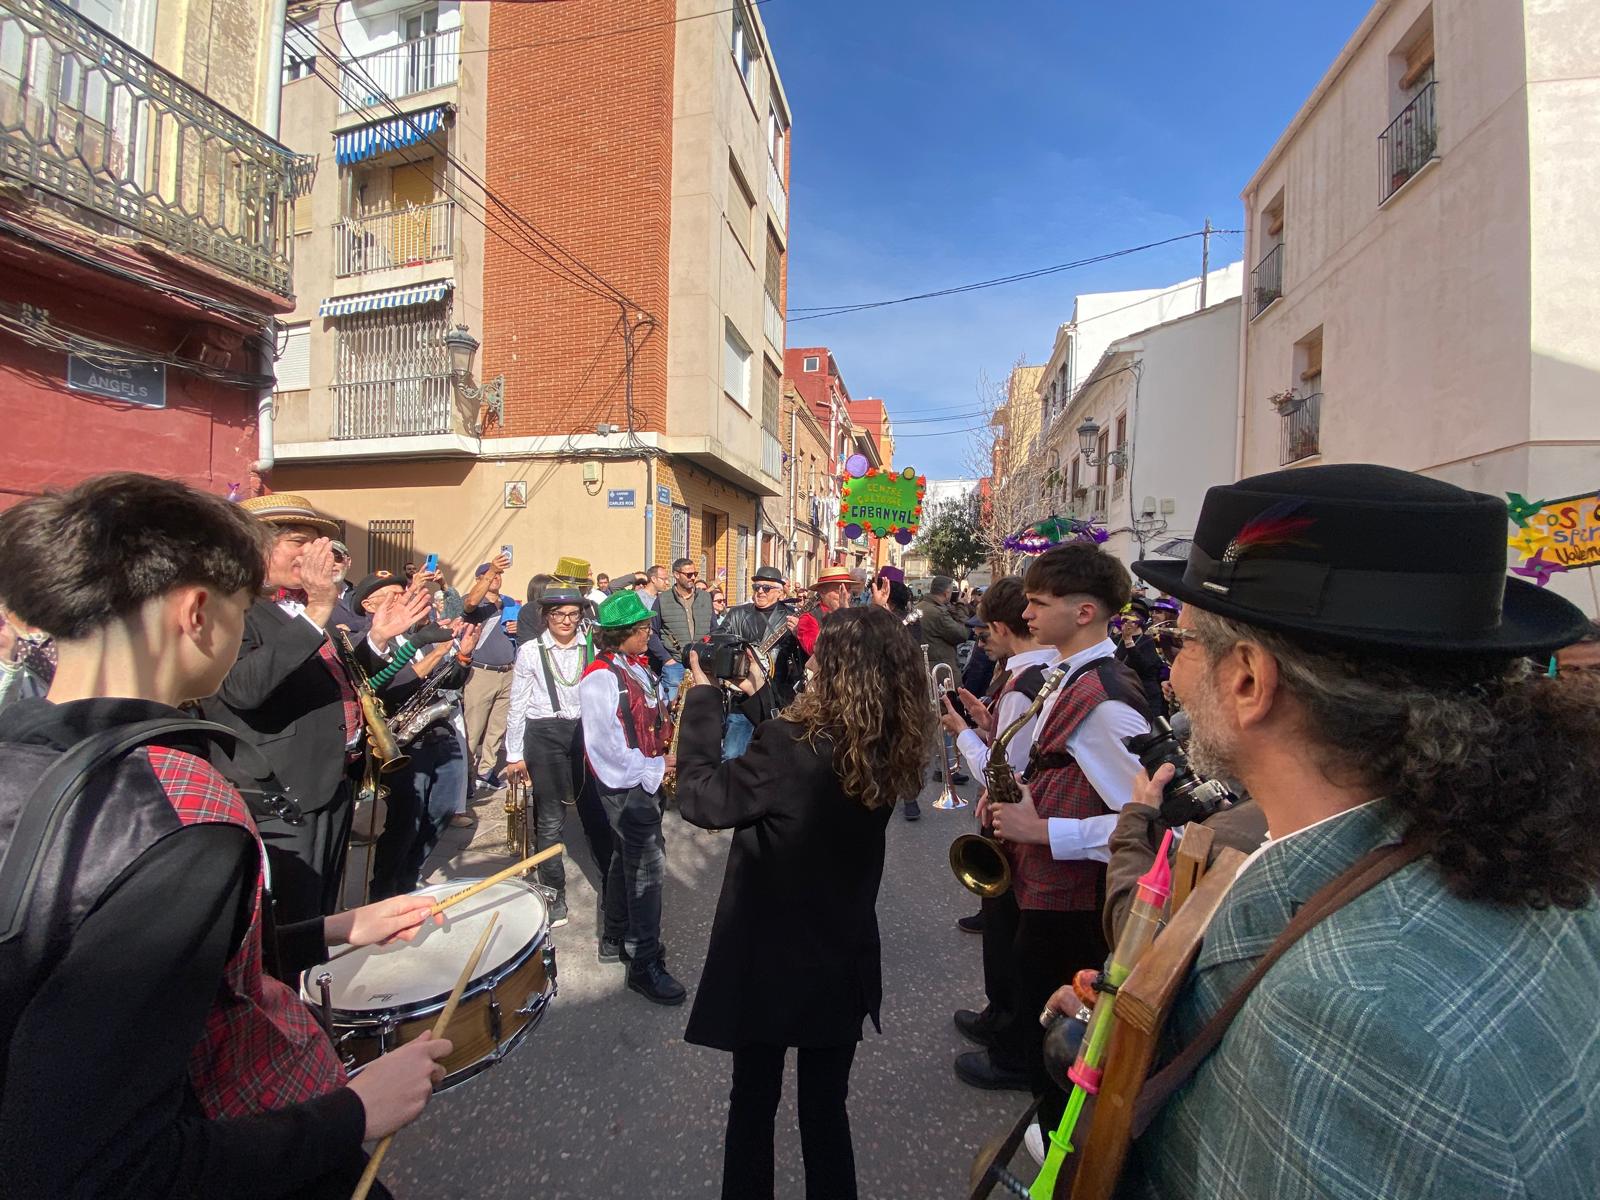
top-left (761, 0), bottom-right (1373, 479)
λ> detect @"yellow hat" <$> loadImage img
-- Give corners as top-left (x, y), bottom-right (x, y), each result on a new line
top-left (236, 493), bottom-right (341, 537)
top-left (553, 555), bottom-right (592, 585)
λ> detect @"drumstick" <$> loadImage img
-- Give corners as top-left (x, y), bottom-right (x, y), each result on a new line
top-left (427, 843), bottom-right (565, 917)
top-left (323, 844), bottom-right (566, 965)
top-left (350, 912), bottom-right (500, 1200)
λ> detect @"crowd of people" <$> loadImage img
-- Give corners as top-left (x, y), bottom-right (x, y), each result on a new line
top-left (2, 462), bottom-right (1600, 1200)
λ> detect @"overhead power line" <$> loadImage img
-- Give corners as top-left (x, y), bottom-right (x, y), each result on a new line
top-left (787, 229), bottom-right (1241, 323)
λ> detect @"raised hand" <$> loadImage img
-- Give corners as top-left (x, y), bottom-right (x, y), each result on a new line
top-left (371, 586), bottom-right (433, 651)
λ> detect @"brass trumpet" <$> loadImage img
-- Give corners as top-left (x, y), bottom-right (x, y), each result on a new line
top-left (504, 775), bottom-right (530, 859)
top-left (949, 663), bottom-right (1070, 897)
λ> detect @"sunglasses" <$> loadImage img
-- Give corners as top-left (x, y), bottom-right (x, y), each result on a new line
top-left (753, 583), bottom-right (782, 593)
top-left (1152, 624), bottom-right (1203, 667)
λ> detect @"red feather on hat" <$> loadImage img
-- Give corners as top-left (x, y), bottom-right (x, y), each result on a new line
top-left (1222, 501), bottom-right (1316, 563)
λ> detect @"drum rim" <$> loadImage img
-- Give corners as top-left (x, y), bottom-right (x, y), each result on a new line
top-left (304, 878), bottom-right (551, 1022)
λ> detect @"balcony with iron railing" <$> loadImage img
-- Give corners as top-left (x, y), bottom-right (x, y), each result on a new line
top-left (1251, 242), bottom-right (1284, 317)
top-left (338, 27), bottom-right (460, 113)
top-left (0, 0), bottom-right (303, 297)
top-left (334, 374), bottom-right (455, 439)
top-left (1278, 392), bottom-right (1322, 465)
top-left (1380, 81), bottom-right (1438, 203)
top-left (335, 200), bottom-right (455, 276)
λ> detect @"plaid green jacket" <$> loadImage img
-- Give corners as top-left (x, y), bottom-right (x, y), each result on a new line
top-left (1120, 800), bottom-right (1600, 1199)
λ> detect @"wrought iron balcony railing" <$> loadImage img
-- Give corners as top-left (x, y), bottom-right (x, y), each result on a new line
top-left (1252, 242), bottom-right (1284, 317)
top-left (1278, 392), bottom-right (1322, 465)
top-left (334, 375), bottom-right (454, 439)
top-left (1380, 81), bottom-right (1438, 202)
top-left (335, 200), bottom-right (454, 276)
top-left (338, 28), bottom-right (460, 113)
top-left (0, 0), bottom-right (304, 297)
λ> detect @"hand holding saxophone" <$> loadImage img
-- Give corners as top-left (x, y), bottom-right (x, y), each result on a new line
top-left (988, 781), bottom-right (1049, 846)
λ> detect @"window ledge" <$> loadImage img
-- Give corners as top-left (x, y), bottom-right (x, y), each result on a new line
top-left (1379, 154), bottom-right (1441, 209)
top-left (1249, 295), bottom-right (1283, 324)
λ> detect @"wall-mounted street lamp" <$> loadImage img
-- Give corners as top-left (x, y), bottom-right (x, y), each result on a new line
top-left (1076, 416), bottom-right (1129, 469)
top-left (443, 323), bottom-right (505, 434)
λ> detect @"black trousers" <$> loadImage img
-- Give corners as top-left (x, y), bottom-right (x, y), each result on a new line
top-left (979, 888), bottom-right (1020, 1035)
top-left (523, 716), bottom-right (587, 899)
top-left (598, 784), bottom-right (666, 965)
top-left (369, 726), bottom-right (466, 901)
top-left (996, 906), bottom-right (1108, 1130)
top-left (723, 1043), bottom-right (859, 1200)
top-left (261, 772), bottom-right (356, 923)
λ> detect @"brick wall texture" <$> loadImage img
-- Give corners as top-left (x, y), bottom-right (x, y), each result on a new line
top-left (481, 0), bottom-right (676, 440)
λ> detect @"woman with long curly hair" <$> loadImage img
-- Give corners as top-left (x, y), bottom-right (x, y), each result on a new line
top-left (674, 605), bottom-right (935, 1200)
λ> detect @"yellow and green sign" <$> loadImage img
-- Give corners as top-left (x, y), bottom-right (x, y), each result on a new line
top-left (839, 467), bottom-right (927, 544)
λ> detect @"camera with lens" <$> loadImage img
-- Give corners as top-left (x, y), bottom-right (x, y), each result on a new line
top-left (1123, 717), bottom-right (1233, 828)
top-left (692, 634), bottom-right (752, 684)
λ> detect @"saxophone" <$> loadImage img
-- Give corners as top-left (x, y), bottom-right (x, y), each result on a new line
top-left (334, 629), bottom-right (408, 773)
top-left (391, 664), bottom-right (458, 745)
top-left (947, 663), bottom-right (1072, 898)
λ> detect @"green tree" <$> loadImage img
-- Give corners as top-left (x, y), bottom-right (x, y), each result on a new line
top-left (913, 498), bottom-right (987, 579)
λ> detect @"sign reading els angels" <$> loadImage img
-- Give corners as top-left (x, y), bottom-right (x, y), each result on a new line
top-left (837, 454), bottom-right (925, 545)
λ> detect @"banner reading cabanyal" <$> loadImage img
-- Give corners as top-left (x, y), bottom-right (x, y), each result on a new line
top-left (1506, 489), bottom-right (1600, 587)
top-left (838, 455), bottom-right (925, 545)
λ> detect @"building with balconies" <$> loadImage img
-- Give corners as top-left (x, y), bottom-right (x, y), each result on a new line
top-left (1238, 0), bottom-right (1600, 609)
top-left (0, 0), bottom-right (302, 505)
top-left (271, 0), bottom-right (791, 595)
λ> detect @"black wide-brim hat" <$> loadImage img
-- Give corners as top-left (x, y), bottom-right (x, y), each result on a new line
top-left (1132, 464), bottom-right (1589, 655)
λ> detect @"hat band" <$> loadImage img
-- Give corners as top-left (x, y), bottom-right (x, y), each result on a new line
top-left (1182, 548), bottom-right (1507, 636)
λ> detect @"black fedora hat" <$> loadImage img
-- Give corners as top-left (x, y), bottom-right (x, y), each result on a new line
top-left (1132, 464), bottom-right (1589, 655)
top-left (753, 565), bottom-right (786, 584)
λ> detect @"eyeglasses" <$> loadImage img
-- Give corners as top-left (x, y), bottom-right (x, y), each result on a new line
top-left (1152, 624), bottom-right (1203, 667)
top-left (677, 571), bottom-right (698, 579)
top-left (547, 609), bottom-right (581, 622)
top-left (753, 583), bottom-right (782, 593)
top-left (975, 630), bottom-right (990, 642)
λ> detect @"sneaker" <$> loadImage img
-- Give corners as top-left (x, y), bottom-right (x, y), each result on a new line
top-left (903, 798), bottom-right (922, 822)
top-left (448, 812), bottom-right (475, 828)
top-left (1024, 1120), bottom-right (1046, 1167)
top-left (627, 959), bottom-right (687, 1006)
top-left (598, 936), bottom-right (623, 963)
top-left (548, 898), bottom-right (569, 929)
top-left (957, 910), bottom-right (985, 934)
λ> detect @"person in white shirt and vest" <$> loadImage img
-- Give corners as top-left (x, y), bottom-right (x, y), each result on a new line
top-left (579, 590), bottom-right (686, 1006)
top-left (504, 587), bottom-right (595, 930)
top-left (957, 544), bottom-right (1152, 1136)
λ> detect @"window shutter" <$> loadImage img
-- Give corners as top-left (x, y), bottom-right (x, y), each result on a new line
top-left (275, 324), bottom-right (310, 392)
top-left (762, 359), bottom-right (780, 434)
top-left (1400, 28), bottom-right (1435, 91)
top-left (764, 229), bottom-right (782, 299)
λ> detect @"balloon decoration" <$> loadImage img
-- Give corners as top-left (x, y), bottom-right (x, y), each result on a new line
top-left (1003, 515), bottom-right (1108, 556)
top-left (839, 467), bottom-right (926, 541)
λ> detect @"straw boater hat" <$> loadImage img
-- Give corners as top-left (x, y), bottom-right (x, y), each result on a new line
top-left (236, 493), bottom-right (341, 538)
top-left (814, 569), bottom-right (857, 588)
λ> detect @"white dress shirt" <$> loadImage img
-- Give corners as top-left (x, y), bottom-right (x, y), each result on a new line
top-left (955, 647), bottom-right (1062, 780)
top-left (579, 655), bottom-right (667, 794)
top-left (505, 630), bottom-right (588, 763)
top-left (276, 595), bottom-right (389, 658)
top-left (1032, 637), bottom-right (1151, 863)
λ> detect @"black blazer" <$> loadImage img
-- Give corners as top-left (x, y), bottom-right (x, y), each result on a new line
top-left (202, 600), bottom-right (377, 814)
top-left (674, 687), bottom-right (891, 1051)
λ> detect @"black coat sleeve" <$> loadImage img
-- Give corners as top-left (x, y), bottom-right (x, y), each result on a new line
top-left (673, 686), bottom-right (785, 831)
top-left (0, 824), bottom-right (368, 1199)
top-left (216, 608), bottom-right (329, 712)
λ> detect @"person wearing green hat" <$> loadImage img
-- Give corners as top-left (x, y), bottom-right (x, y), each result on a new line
top-left (578, 590), bottom-right (685, 1005)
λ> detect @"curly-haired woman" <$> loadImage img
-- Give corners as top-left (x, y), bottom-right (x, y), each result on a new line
top-left (675, 605), bottom-right (936, 1200)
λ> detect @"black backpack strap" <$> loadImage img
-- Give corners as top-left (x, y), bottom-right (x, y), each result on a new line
top-left (0, 718), bottom-right (288, 943)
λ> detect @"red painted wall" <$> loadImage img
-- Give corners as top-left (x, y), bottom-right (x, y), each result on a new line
top-left (0, 250), bottom-right (259, 510)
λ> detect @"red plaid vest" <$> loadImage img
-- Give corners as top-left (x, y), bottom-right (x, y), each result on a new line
top-left (1011, 661), bottom-right (1125, 912)
top-left (584, 653), bottom-right (671, 757)
top-left (146, 746), bottom-right (346, 1117)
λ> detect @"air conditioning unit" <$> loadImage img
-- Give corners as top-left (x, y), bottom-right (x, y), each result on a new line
top-left (581, 461), bottom-right (601, 483)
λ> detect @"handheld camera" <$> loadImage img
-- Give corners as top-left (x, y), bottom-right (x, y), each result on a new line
top-left (1123, 717), bottom-right (1233, 829)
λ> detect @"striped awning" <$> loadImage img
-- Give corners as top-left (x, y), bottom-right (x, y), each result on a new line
top-left (334, 106), bottom-right (448, 165)
top-left (318, 281), bottom-right (452, 318)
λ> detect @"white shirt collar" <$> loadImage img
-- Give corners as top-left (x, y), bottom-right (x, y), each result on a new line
top-left (1006, 646), bottom-right (1061, 669)
top-left (539, 630), bottom-right (584, 654)
top-left (1060, 637), bottom-right (1117, 674)
top-left (1234, 799), bottom-right (1381, 880)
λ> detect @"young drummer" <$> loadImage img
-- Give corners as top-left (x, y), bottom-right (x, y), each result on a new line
top-left (0, 474), bottom-right (451, 1200)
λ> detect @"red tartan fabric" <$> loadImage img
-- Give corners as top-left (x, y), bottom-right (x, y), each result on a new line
top-left (146, 747), bottom-right (346, 1118)
top-left (583, 653), bottom-right (670, 756)
top-left (315, 637), bottom-right (362, 745)
top-left (1010, 668), bottom-right (1113, 912)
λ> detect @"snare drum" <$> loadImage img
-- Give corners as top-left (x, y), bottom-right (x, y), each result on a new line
top-left (305, 878), bottom-right (556, 1089)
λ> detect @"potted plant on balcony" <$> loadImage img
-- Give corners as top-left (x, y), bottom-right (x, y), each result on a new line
top-left (1267, 388), bottom-right (1301, 413)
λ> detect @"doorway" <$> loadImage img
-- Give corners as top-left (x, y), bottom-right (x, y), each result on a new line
top-left (700, 509), bottom-right (725, 589)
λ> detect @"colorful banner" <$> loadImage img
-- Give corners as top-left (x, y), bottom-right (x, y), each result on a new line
top-left (1506, 490), bottom-right (1600, 587)
top-left (838, 466), bottom-right (926, 545)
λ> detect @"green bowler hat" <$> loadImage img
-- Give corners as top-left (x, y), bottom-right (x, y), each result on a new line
top-left (595, 589), bottom-right (655, 629)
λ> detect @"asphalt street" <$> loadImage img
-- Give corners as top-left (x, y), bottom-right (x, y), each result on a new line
top-left (372, 772), bottom-right (1025, 1199)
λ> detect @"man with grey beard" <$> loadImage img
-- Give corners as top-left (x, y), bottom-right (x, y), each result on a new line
top-left (1075, 464), bottom-right (1600, 1200)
